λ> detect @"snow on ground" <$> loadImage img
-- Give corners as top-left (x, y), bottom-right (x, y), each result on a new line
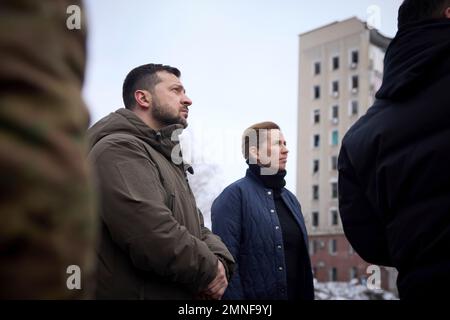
top-left (314, 279), bottom-right (398, 300)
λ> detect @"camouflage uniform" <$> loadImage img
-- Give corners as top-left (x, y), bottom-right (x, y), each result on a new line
top-left (0, 0), bottom-right (97, 299)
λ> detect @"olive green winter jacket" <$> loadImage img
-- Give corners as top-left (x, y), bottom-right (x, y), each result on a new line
top-left (88, 108), bottom-right (234, 299)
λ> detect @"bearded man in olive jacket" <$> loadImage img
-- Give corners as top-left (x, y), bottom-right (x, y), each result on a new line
top-left (88, 64), bottom-right (234, 299)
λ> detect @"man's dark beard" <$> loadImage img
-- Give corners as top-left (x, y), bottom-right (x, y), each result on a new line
top-left (151, 99), bottom-right (187, 128)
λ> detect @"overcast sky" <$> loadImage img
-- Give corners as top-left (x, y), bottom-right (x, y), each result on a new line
top-left (83, 0), bottom-right (403, 193)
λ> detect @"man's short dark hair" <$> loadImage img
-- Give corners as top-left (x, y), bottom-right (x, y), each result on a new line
top-left (122, 64), bottom-right (181, 109)
top-left (398, 0), bottom-right (450, 28)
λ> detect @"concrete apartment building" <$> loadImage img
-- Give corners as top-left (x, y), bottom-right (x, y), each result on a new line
top-left (296, 17), bottom-right (397, 291)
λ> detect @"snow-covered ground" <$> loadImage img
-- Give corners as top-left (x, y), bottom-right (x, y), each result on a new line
top-left (314, 279), bottom-right (398, 300)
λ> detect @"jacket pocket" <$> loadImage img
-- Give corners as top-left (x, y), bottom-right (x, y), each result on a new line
top-left (168, 193), bottom-right (176, 212)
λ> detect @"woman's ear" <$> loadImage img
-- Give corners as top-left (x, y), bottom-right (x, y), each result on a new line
top-left (248, 146), bottom-right (259, 164)
top-left (445, 7), bottom-right (450, 19)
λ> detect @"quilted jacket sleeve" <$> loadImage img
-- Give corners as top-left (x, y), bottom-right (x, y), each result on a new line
top-left (211, 186), bottom-right (245, 299)
top-left (198, 209), bottom-right (235, 281)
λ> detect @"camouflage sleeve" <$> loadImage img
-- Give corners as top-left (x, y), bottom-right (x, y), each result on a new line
top-left (0, 0), bottom-right (97, 299)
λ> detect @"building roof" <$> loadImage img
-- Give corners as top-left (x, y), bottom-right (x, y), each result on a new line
top-left (298, 16), bottom-right (362, 36)
top-left (299, 16), bottom-right (392, 50)
top-left (369, 28), bottom-right (392, 51)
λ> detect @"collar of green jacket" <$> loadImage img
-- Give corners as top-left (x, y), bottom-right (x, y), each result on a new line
top-left (88, 108), bottom-right (193, 173)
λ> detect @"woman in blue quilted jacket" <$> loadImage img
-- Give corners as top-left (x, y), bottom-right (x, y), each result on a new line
top-left (211, 121), bottom-right (314, 300)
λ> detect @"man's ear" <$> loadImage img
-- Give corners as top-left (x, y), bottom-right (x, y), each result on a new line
top-left (445, 7), bottom-right (450, 19)
top-left (134, 90), bottom-right (152, 108)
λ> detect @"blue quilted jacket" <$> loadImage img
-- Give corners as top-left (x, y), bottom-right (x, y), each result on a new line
top-left (211, 169), bottom-right (313, 300)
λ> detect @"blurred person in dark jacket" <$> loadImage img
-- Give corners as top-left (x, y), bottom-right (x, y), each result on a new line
top-left (0, 0), bottom-right (97, 299)
top-left (338, 0), bottom-right (450, 300)
top-left (212, 122), bottom-right (314, 300)
top-left (88, 64), bottom-right (234, 300)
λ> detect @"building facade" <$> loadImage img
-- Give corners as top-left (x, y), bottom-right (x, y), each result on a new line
top-left (296, 17), bottom-right (397, 291)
